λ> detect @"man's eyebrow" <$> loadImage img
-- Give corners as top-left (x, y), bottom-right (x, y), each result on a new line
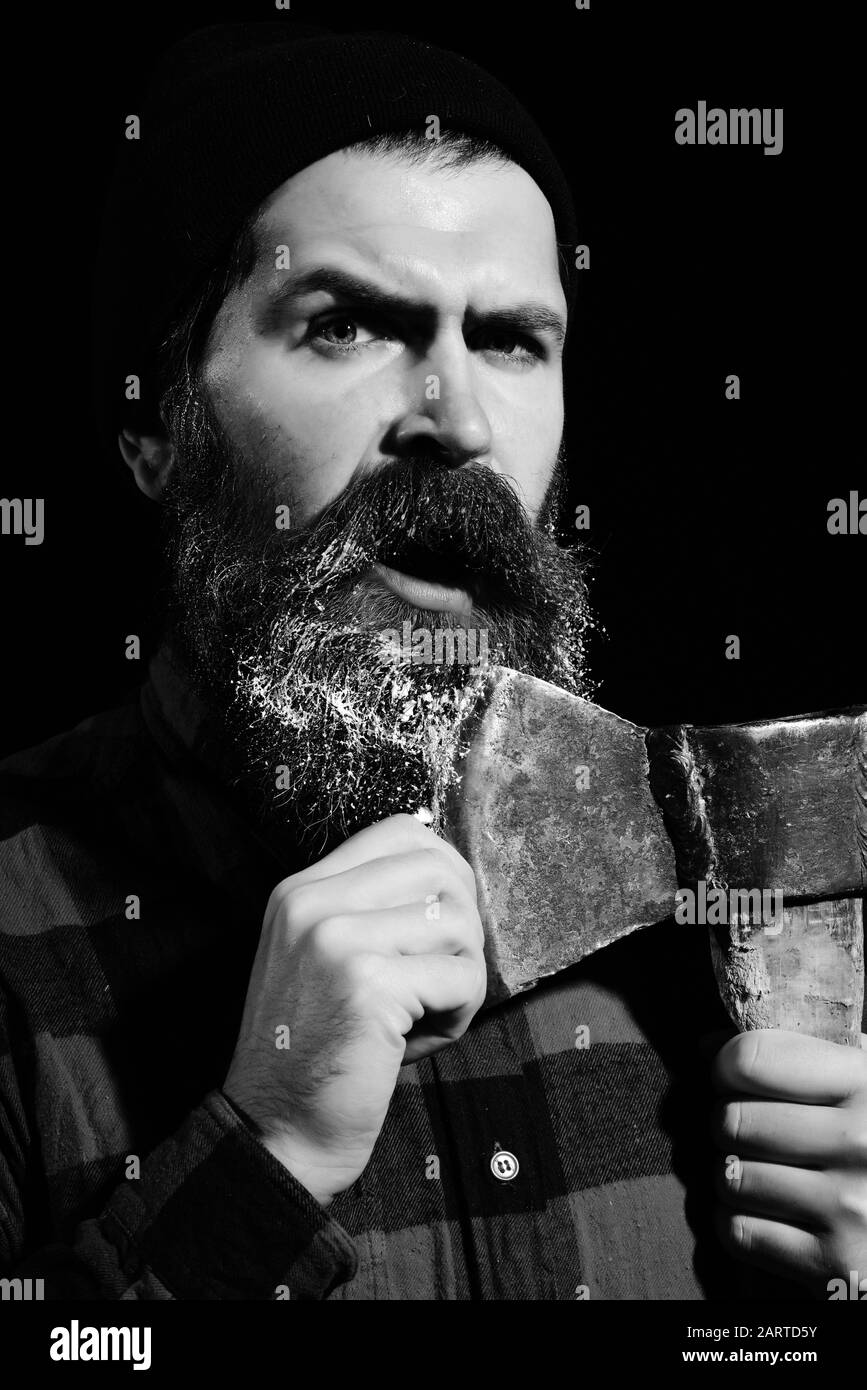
top-left (260, 267), bottom-right (567, 346)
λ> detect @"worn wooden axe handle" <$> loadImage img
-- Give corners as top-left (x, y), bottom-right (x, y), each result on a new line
top-left (706, 898), bottom-right (864, 1044)
top-left (646, 712), bottom-right (867, 1044)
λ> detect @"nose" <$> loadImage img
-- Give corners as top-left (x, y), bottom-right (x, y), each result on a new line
top-left (383, 333), bottom-right (493, 468)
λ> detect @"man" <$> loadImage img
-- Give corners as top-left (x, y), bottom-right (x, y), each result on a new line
top-left (1, 21), bottom-right (864, 1301)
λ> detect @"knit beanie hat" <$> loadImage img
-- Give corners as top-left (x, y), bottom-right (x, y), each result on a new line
top-left (93, 20), bottom-right (578, 446)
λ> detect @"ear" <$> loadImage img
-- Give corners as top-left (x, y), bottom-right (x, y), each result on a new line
top-left (117, 429), bottom-right (176, 501)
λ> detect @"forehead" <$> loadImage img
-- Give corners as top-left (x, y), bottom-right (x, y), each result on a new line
top-left (253, 148), bottom-right (565, 308)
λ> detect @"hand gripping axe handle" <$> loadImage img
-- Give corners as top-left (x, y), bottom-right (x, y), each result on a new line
top-left (445, 669), bottom-right (866, 1044)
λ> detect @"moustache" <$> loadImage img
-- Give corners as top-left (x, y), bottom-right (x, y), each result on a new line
top-left (262, 457), bottom-right (548, 608)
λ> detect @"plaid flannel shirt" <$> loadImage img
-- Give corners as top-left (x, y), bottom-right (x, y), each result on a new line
top-left (1, 645), bottom-right (822, 1300)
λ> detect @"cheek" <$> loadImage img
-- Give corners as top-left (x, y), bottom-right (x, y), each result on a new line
top-left (243, 349), bottom-right (367, 433)
top-left (497, 383), bottom-right (563, 514)
top-left (205, 345), bottom-right (372, 514)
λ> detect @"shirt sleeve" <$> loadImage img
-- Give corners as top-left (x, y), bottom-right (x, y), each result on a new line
top-left (0, 1072), bottom-right (358, 1300)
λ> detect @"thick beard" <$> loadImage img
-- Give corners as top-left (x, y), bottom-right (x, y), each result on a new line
top-left (158, 378), bottom-right (598, 859)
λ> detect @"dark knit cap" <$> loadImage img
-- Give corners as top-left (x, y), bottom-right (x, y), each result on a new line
top-left (94, 20), bottom-right (578, 445)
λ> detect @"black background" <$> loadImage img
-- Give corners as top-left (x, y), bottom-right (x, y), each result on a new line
top-left (1, 0), bottom-right (862, 758)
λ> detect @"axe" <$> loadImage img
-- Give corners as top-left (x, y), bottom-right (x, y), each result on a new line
top-left (444, 669), bottom-right (866, 1045)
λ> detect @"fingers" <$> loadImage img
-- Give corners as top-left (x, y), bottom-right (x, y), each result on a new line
top-left (713, 1096), bottom-right (867, 1167)
top-left (711, 1029), bottom-right (867, 1106)
top-left (368, 952), bottom-right (486, 1041)
top-left (394, 953), bottom-right (486, 1018)
top-left (307, 902), bottom-right (485, 963)
top-left (710, 1031), bottom-right (867, 1291)
top-left (275, 848), bottom-right (478, 928)
top-left (714, 1208), bottom-right (825, 1286)
top-left (715, 1155), bottom-right (833, 1228)
top-left (287, 813), bottom-right (476, 893)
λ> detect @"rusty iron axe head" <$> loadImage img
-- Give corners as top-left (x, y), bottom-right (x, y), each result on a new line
top-left (444, 667), bottom-right (866, 1042)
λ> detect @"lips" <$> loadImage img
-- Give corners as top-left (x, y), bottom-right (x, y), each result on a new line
top-left (369, 563), bottom-right (475, 616)
top-left (377, 541), bottom-right (480, 594)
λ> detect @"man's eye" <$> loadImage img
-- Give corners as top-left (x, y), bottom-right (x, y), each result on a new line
top-left (479, 332), bottom-right (543, 364)
top-left (308, 315), bottom-right (385, 353)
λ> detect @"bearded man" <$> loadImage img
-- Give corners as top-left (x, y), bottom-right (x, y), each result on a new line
top-left (1, 21), bottom-right (864, 1302)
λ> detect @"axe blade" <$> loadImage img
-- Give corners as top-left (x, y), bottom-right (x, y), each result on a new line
top-left (445, 669), bottom-right (676, 999)
top-left (445, 667), bottom-right (866, 1040)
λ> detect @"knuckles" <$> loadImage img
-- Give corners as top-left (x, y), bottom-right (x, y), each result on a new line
top-left (833, 1176), bottom-right (867, 1230)
top-left (715, 1208), bottom-right (752, 1257)
top-left (418, 844), bottom-right (478, 901)
top-left (306, 915), bottom-right (351, 961)
top-left (712, 1097), bottom-right (744, 1150)
top-left (270, 882), bottom-right (317, 932)
top-left (265, 877), bottom-right (316, 931)
top-left (712, 1030), bottom-right (766, 1090)
top-left (713, 1155), bottom-right (745, 1203)
top-left (340, 950), bottom-right (390, 999)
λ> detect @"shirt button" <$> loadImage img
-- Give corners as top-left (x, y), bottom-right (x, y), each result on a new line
top-left (490, 1149), bottom-right (520, 1181)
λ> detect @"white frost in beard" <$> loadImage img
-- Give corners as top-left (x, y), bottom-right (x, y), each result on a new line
top-left (234, 618), bottom-right (490, 836)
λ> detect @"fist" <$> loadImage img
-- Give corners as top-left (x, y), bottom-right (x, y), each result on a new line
top-left (711, 1029), bottom-right (867, 1296)
top-left (223, 814), bottom-right (486, 1206)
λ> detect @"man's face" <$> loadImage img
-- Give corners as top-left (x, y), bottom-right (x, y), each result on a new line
top-left (160, 147), bottom-right (595, 855)
top-left (203, 148), bottom-right (568, 559)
